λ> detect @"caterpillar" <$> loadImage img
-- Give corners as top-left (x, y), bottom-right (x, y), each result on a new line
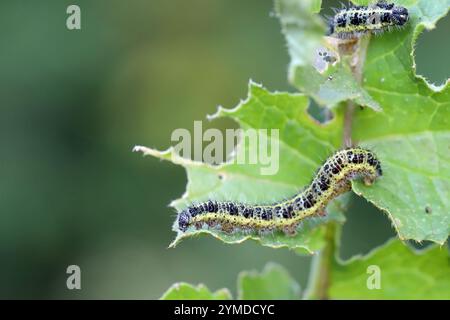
top-left (327, 1), bottom-right (409, 39)
top-left (175, 147), bottom-right (382, 236)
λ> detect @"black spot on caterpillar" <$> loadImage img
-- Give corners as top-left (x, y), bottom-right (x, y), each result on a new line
top-left (327, 1), bottom-right (409, 39)
top-left (175, 147), bottom-right (382, 236)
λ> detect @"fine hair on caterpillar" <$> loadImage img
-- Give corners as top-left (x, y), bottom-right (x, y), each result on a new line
top-left (175, 147), bottom-right (382, 236)
top-left (327, 1), bottom-right (409, 39)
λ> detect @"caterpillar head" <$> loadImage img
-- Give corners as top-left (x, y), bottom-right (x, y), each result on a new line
top-left (392, 6), bottom-right (409, 26)
top-left (177, 210), bottom-right (191, 232)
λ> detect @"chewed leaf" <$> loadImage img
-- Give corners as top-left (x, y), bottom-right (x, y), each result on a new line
top-left (136, 82), bottom-right (347, 254)
top-left (160, 283), bottom-right (232, 300)
top-left (329, 239), bottom-right (450, 299)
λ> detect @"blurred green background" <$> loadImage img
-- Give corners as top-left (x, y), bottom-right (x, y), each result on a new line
top-left (0, 0), bottom-right (448, 299)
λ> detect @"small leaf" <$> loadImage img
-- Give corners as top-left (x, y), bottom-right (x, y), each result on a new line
top-left (329, 239), bottom-right (450, 299)
top-left (274, 0), bottom-right (325, 67)
top-left (237, 262), bottom-right (301, 300)
top-left (160, 283), bottom-right (232, 300)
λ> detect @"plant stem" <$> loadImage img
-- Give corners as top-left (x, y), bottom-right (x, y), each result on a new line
top-left (305, 35), bottom-right (370, 300)
top-left (342, 35), bottom-right (369, 147)
top-left (304, 222), bottom-right (338, 300)
top-left (343, 101), bottom-right (356, 148)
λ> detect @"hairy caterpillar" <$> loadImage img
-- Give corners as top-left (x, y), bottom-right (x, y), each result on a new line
top-left (175, 147), bottom-right (382, 236)
top-left (327, 1), bottom-right (409, 39)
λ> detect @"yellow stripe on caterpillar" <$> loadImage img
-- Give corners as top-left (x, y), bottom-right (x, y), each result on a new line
top-left (175, 147), bottom-right (382, 236)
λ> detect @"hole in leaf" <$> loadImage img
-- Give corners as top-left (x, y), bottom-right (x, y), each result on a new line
top-left (340, 193), bottom-right (396, 260)
top-left (307, 99), bottom-right (335, 124)
top-left (415, 14), bottom-right (450, 85)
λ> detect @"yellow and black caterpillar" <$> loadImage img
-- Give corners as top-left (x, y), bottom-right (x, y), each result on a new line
top-left (175, 147), bottom-right (382, 236)
top-left (328, 1), bottom-right (409, 39)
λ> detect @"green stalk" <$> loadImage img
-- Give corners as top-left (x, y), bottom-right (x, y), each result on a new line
top-left (304, 222), bottom-right (339, 300)
top-left (305, 35), bottom-right (370, 300)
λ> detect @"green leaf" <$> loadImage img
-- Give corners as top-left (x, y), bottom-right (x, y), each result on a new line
top-left (351, 0), bottom-right (450, 244)
top-left (160, 283), bottom-right (232, 300)
top-left (329, 239), bottom-right (450, 299)
top-left (276, 0), bottom-right (382, 111)
top-left (135, 82), bottom-right (346, 254)
top-left (237, 262), bottom-right (301, 300)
